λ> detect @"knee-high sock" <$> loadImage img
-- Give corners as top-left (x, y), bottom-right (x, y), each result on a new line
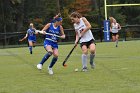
top-left (82, 54), bottom-right (88, 68)
top-left (116, 40), bottom-right (118, 45)
top-left (49, 57), bottom-right (58, 68)
top-left (90, 53), bottom-right (95, 65)
top-left (29, 46), bottom-right (32, 52)
top-left (40, 52), bottom-right (52, 65)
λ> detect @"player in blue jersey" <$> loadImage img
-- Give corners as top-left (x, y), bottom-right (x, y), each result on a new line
top-left (37, 15), bottom-right (65, 75)
top-left (19, 23), bottom-right (38, 54)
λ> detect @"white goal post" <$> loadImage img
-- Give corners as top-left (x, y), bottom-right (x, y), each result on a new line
top-left (104, 0), bottom-right (140, 20)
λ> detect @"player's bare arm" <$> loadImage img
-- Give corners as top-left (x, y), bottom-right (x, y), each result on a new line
top-left (118, 24), bottom-right (121, 30)
top-left (19, 33), bottom-right (28, 41)
top-left (75, 31), bottom-right (79, 45)
top-left (60, 25), bottom-right (65, 39)
top-left (39, 23), bottom-right (51, 34)
top-left (80, 17), bottom-right (91, 36)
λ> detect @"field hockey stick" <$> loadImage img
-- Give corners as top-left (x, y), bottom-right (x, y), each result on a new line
top-left (45, 32), bottom-right (60, 38)
top-left (62, 37), bottom-right (81, 67)
top-left (62, 30), bottom-right (83, 67)
top-left (36, 30), bottom-right (60, 38)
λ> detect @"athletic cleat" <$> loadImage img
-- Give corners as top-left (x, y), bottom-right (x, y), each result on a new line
top-left (48, 67), bottom-right (53, 75)
top-left (30, 51), bottom-right (32, 54)
top-left (116, 45), bottom-right (118, 47)
top-left (81, 67), bottom-right (88, 72)
top-left (90, 62), bottom-right (95, 69)
top-left (37, 64), bottom-right (42, 70)
top-left (91, 64), bottom-right (95, 69)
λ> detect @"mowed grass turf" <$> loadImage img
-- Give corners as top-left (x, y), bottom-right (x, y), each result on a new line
top-left (0, 40), bottom-right (140, 93)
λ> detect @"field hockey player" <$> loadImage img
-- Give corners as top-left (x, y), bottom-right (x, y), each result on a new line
top-left (36, 14), bottom-right (65, 75)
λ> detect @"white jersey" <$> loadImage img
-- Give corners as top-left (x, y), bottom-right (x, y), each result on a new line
top-left (111, 23), bottom-right (119, 33)
top-left (74, 17), bottom-right (94, 43)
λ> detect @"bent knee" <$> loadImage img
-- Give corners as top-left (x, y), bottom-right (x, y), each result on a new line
top-left (53, 53), bottom-right (58, 57)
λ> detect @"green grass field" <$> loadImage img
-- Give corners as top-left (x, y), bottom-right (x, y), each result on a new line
top-left (0, 40), bottom-right (140, 93)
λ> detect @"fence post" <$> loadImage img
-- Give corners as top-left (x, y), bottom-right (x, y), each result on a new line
top-left (124, 25), bottom-right (127, 41)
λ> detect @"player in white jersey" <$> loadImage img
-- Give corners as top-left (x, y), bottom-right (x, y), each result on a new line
top-left (109, 17), bottom-right (121, 47)
top-left (70, 12), bottom-right (96, 71)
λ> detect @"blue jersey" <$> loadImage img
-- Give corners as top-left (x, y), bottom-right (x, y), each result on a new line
top-left (27, 28), bottom-right (36, 42)
top-left (44, 23), bottom-right (61, 49)
top-left (45, 23), bottom-right (60, 42)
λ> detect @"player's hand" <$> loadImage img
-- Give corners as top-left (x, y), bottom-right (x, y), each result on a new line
top-left (19, 37), bottom-right (26, 42)
top-left (60, 35), bottom-right (65, 39)
top-left (38, 30), bottom-right (46, 35)
top-left (74, 40), bottom-right (79, 47)
top-left (19, 39), bottom-right (23, 42)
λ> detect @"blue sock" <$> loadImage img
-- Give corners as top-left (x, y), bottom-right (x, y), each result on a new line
top-left (29, 46), bottom-right (32, 54)
top-left (29, 46), bottom-right (32, 52)
top-left (49, 57), bottom-right (58, 68)
top-left (40, 52), bottom-right (52, 65)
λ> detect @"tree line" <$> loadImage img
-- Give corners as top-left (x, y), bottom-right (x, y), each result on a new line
top-left (0, 0), bottom-right (140, 33)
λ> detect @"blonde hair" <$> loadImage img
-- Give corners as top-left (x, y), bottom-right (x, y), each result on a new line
top-left (109, 17), bottom-right (115, 24)
top-left (30, 23), bottom-right (33, 26)
top-left (29, 23), bottom-right (34, 28)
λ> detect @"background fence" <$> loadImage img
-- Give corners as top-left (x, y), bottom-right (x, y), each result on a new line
top-left (0, 25), bottom-right (140, 48)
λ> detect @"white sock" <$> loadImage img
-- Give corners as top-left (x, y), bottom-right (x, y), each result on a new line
top-left (116, 40), bottom-right (118, 45)
top-left (82, 54), bottom-right (88, 68)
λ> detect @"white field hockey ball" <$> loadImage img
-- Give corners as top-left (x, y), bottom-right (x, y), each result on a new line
top-left (75, 68), bottom-right (78, 72)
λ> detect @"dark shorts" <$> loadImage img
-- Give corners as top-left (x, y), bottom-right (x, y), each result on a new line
top-left (80, 39), bottom-right (95, 48)
top-left (112, 33), bottom-right (118, 36)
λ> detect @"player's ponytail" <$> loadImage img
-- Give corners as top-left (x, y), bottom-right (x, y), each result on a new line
top-left (52, 13), bottom-right (62, 23)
